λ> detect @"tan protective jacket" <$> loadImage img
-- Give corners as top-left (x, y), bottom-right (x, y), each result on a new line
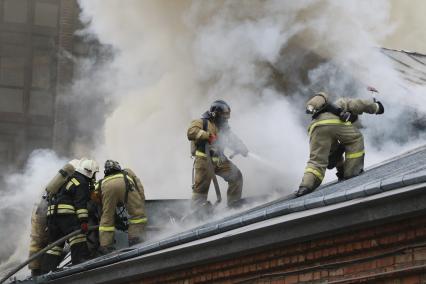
top-left (97, 168), bottom-right (146, 247)
top-left (308, 98), bottom-right (379, 136)
top-left (187, 118), bottom-right (247, 156)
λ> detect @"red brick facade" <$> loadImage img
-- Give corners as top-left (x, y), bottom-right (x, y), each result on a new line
top-left (132, 216), bottom-right (426, 283)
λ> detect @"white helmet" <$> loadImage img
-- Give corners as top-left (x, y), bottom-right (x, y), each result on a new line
top-left (76, 159), bottom-right (99, 178)
top-left (68, 158), bottom-right (83, 169)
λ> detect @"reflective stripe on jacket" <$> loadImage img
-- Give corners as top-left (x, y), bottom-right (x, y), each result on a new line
top-left (47, 204), bottom-right (75, 216)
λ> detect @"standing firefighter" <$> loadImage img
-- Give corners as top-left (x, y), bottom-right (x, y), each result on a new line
top-left (187, 100), bottom-right (248, 210)
top-left (41, 159), bottom-right (99, 273)
top-left (96, 160), bottom-right (147, 254)
top-left (296, 91), bottom-right (384, 197)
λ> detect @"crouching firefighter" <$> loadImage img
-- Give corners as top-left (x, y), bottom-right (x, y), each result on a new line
top-left (41, 159), bottom-right (99, 273)
top-left (187, 100), bottom-right (249, 211)
top-left (296, 91), bottom-right (384, 197)
top-left (96, 160), bottom-right (147, 254)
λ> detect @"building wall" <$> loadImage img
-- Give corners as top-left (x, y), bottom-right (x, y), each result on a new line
top-left (52, 0), bottom-right (77, 156)
top-left (0, 0), bottom-right (79, 170)
top-left (132, 215), bottom-right (426, 284)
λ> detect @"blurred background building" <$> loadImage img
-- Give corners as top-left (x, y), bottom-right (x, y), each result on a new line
top-left (0, 0), bottom-right (87, 172)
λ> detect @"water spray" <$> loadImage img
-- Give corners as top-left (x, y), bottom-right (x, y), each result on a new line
top-left (230, 152), bottom-right (283, 175)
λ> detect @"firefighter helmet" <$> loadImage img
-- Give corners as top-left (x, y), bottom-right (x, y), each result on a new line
top-left (104, 160), bottom-right (122, 176)
top-left (209, 100), bottom-right (231, 123)
top-left (76, 159), bottom-right (99, 179)
top-left (306, 92), bottom-right (329, 114)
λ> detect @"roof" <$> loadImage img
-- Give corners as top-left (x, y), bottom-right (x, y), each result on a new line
top-left (29, 144), bottom-right (426, 284)
top-left (381, 48), bottom-right (426, 86)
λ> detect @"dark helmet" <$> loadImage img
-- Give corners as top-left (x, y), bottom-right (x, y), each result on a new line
top-left (209, 100), bottom-right (231, 121)
top-left (104, 160), bottom-right (121, 176)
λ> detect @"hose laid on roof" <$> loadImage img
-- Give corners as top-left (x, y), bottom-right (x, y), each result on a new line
top-left (0, 225), bottom-right (99, 284)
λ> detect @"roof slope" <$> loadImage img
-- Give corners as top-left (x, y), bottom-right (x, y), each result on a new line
top-left (382, 48), bottom-right (426, 86)
top-left (31, 144), bottom-right (426, 284)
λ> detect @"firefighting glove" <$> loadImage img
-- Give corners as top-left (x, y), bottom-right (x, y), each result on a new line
top-left (80, 222), bottom-right (89, 234)
top-left (339, 111), bottom-right (352, 122)
top-left (375, 101), bottom-right (384, 114)
top-left (208, 134), bottom-right (217, 144)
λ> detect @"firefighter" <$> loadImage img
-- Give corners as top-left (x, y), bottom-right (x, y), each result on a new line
top-left (97, 160), bottom-right (147, 254)
top-left (29, 159), bottom-right (81, 276)
top-left (28, 196), bottom-right (48, 276)
top-left (296, 91), bottom-right (384, 197)
top-left (187, 100), bottom-right (249, 210)
top-left (40, 159), bottom-right (99, 273)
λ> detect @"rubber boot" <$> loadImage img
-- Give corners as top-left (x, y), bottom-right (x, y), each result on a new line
top-left (336, 166), bottom-right (345, 181)
top-left (128, 237), bottom-right (142, 247)
top-left (295, 186), bottom-right (314, 197)
top-left (98, 246), bottom-right (115, 256)
top-left (194, 201), bottom-right (213, 220)
top-left (227, 199), bottom-right (246, 209)
top-left (31, 269), bottom-right (42, 277)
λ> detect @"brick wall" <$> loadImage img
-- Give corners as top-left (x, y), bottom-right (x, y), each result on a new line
top-left (130, 215), bottom-right (426, 284)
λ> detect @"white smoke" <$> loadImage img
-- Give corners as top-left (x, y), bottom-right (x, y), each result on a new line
top-left (2, 0), bottom-right (426, 277)
top-left (0, 150), bottom-right (67, 275)
top-left (77, 0), bottom-right (426, 196)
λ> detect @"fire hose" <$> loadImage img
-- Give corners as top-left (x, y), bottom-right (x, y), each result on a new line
top-left (205, 143), bottom-right (222, 205)
top-left (0, 225), bottom-right (99, 284)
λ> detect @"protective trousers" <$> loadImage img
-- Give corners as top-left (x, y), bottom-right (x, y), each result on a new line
top-left (192, 156), bottom-right (243, 207)
top-left (99, 184), bottom-right (146, 247)
top-left (328, 141), bottom-right (345, 179)
top-left (41, 214), bottom-right (89, 273)
top-left (300, 123), bottom-right (364, 190)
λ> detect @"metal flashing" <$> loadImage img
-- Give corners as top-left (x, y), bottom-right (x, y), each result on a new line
top-left (403, 170), bottom-right (426, 186)
top-left (363, 181), bottom-right (382, 195)
top-left (380, 176), bottom-right (405, 191)
top-left (265, 202), bottom-right (291, 218)
top-left (345, 186), bottom-right (367, 199)
top-left (303, 195), bottom-right (326, 209)
top-left (323, 189), bottom-right (347, 205)
top-left (242, 210), bottom-right (267, 225)
top-left (288, 199), bottom-right (306, 212)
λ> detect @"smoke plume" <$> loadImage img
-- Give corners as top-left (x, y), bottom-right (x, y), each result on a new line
top-left (2, 0), bottom-right (426, 276)
top-left (0, 151), bottom-right (66, 275)
top-left (77, 0), bottom-right (426, 198)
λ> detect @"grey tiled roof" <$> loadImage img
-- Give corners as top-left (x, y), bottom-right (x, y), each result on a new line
top-left (382, 48), bottom-right (426, 86)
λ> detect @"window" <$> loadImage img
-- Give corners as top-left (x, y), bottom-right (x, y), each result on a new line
top-left (32, 54), bottom-right (50, 89)
top-left (3, 0), bottom-right (28, 24)
top-left (0, 88), bottom-right (24, 113)
top-left (34, 2), bottom-right (58, 28)
top-left (0, 57), bottom-right (25, 87)
top-left (29, 90), bottom-right (53, 115)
